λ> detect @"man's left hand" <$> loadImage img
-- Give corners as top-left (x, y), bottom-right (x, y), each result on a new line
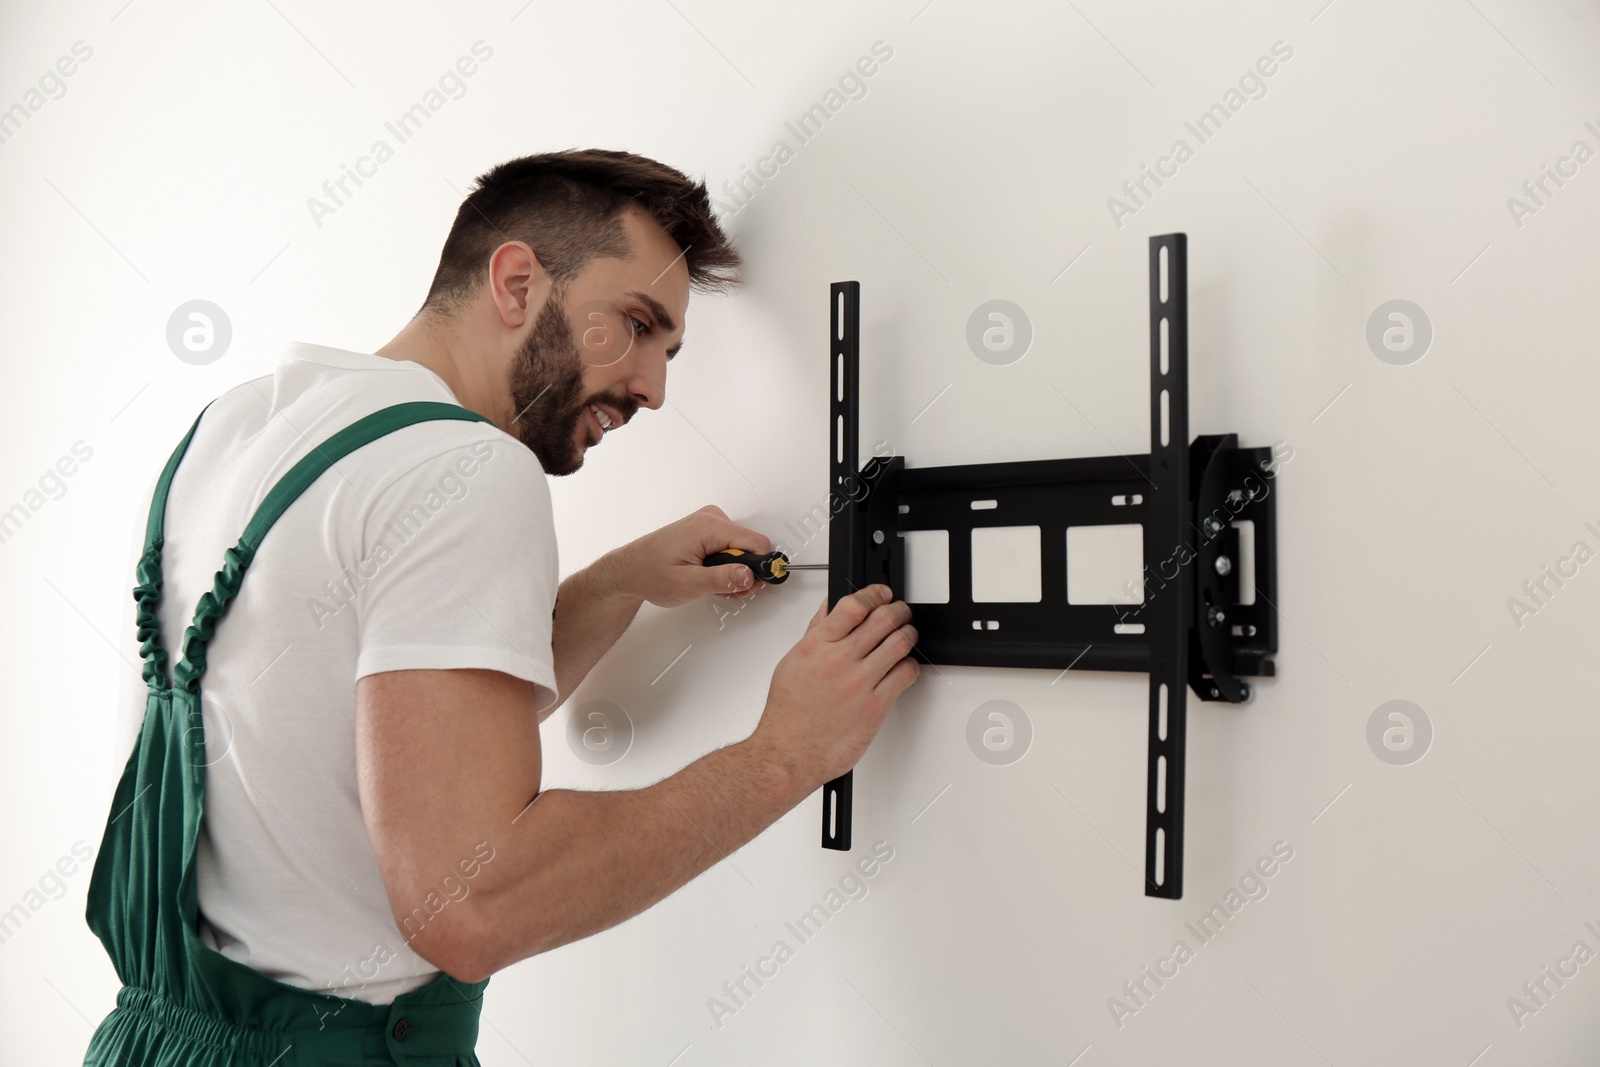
top-left (610, 504), bottom-right (776, 609)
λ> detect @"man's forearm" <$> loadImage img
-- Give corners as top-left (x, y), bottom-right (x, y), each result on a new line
top-left (463, 733), bottom-right (808, 979)
top-left (547, 547), bottom-right (641, 719)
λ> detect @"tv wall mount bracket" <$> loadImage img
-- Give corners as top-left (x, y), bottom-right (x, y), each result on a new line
top-left (821, 233), bottom-right (1278, 899)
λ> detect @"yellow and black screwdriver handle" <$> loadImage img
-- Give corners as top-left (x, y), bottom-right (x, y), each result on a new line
top-left (702, 548), bottom-right (793, 585)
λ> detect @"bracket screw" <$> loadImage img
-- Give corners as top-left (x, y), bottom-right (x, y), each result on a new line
top-left (1209, 687), bottom-right (1220, 698)
top-left (1202, 517), bottom-right (1222, 537)
top-left (1207, 607), bottom-right (1226, 627)
top-left (1239, 683), bottom-right (1252, 700)
top-left (1214, 555), bottom-right (1233, 576)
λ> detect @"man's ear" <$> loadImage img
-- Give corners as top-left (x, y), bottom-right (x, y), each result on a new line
top-left (487, 241), bottom-right (551, 329)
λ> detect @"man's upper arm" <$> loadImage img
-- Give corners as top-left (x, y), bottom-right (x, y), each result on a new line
top-left (355, 667), bottom-right (541, 982)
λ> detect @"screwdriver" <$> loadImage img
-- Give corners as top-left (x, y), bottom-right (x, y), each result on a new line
top-left (702, 548), bottom-right (827, 585)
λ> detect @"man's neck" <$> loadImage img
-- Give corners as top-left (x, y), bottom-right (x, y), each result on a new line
top-left (374, 315), bottom-right (511, 431)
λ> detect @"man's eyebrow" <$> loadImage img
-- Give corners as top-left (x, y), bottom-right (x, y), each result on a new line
top-left (624, 290), bottom-right (684, 357)
top-left (624, 290), bottom-right (677, 334)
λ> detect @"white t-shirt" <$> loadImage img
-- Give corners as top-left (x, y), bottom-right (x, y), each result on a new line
top-left (113, 342), bottom-right (560, 1004)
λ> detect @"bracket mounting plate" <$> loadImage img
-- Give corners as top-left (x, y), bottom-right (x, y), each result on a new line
top-left (820, 233), bottom-right (1278, 898)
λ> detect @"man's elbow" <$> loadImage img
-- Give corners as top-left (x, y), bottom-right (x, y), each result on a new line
top-left (401, 885), bottom-right (559, 983)
top-left (395, 900), bottom-right (494, 985)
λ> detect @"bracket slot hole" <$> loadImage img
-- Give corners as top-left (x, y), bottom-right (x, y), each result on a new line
top-left (1234, 520), bottom-right (1257, 605)
top-left (902, 529), bottom-right (950, 604)
top-left (971, 525), bottom-right (1042, 603)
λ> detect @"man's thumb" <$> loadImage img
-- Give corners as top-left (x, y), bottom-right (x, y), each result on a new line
top-left (714, 563), bottom-right (754, 593)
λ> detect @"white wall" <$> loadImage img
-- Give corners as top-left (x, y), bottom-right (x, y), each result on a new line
top-left (5, 0), bottom-right (1600, 1062)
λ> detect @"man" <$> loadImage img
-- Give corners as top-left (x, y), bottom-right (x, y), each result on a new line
top-left (85, 148), bottom-right (920, 1064)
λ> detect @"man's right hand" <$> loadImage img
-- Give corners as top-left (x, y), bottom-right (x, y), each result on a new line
top-left (752, 584), bottom-right (920, 786)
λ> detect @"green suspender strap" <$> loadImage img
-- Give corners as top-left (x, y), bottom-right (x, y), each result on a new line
top-left (86, 400), bottom-right (497, 1067)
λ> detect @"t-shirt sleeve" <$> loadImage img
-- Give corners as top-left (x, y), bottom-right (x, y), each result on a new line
top-left (352, 432), bottom-right (561, 715)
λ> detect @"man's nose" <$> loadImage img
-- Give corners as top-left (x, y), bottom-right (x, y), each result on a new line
top-left (627, 356), bottom-right (666, 411)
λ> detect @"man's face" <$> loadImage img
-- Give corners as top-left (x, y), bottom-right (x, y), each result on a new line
top-left (505, 208), bottom-right (691, 475)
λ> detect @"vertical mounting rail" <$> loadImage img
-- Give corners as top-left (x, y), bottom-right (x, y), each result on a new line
top-left (822, 281), bottom-right (862, 850)
top-left (1144, 234), bottom-right (1190, 898)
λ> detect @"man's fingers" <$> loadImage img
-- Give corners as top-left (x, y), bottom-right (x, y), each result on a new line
top-left (718, 527), bottom-right (773, 557)
top-left (864, 620), bottom-right (919, 681)
top-left (694, 508), bottom-right (773, 558)
top-left (811, 585), bottom-right (893, 643)
top-left (847, 598), bottom-right (913, 659)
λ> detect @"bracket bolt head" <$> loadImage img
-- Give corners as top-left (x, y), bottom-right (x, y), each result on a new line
top-left (1214, 555), bottom-right (1233, 576)
top-left (1202, 517), bottom-right (1221, 537)
top-left (1207, 607), bottom-right (1226, 627)
top-left (1239, 683), bottom-right (1252, 700)
top-left (1209, 686), bottom-right (1220, 698)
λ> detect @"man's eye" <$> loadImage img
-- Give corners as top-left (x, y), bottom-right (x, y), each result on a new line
top-left (627, 315), bottom-right (649, 334)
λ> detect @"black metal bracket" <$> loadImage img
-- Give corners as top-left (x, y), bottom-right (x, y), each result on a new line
top-left (821, 233), bottom-right (1278, 899)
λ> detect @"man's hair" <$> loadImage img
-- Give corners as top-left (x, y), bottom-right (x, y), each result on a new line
top-left (420, 148), bottom-right (742, 315)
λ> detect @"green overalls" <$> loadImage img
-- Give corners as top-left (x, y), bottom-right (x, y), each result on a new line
top-left (84, 400), bottom-right (497, 1066)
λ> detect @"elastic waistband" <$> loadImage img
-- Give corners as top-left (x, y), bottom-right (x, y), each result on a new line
top-left (113, 982), bottom-right (484, 1062)
top-left (116, 985), bottom-right (286, 1058)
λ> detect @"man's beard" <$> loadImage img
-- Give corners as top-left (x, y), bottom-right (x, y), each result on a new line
top-left (505, 286), bottom-right (622, 476)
